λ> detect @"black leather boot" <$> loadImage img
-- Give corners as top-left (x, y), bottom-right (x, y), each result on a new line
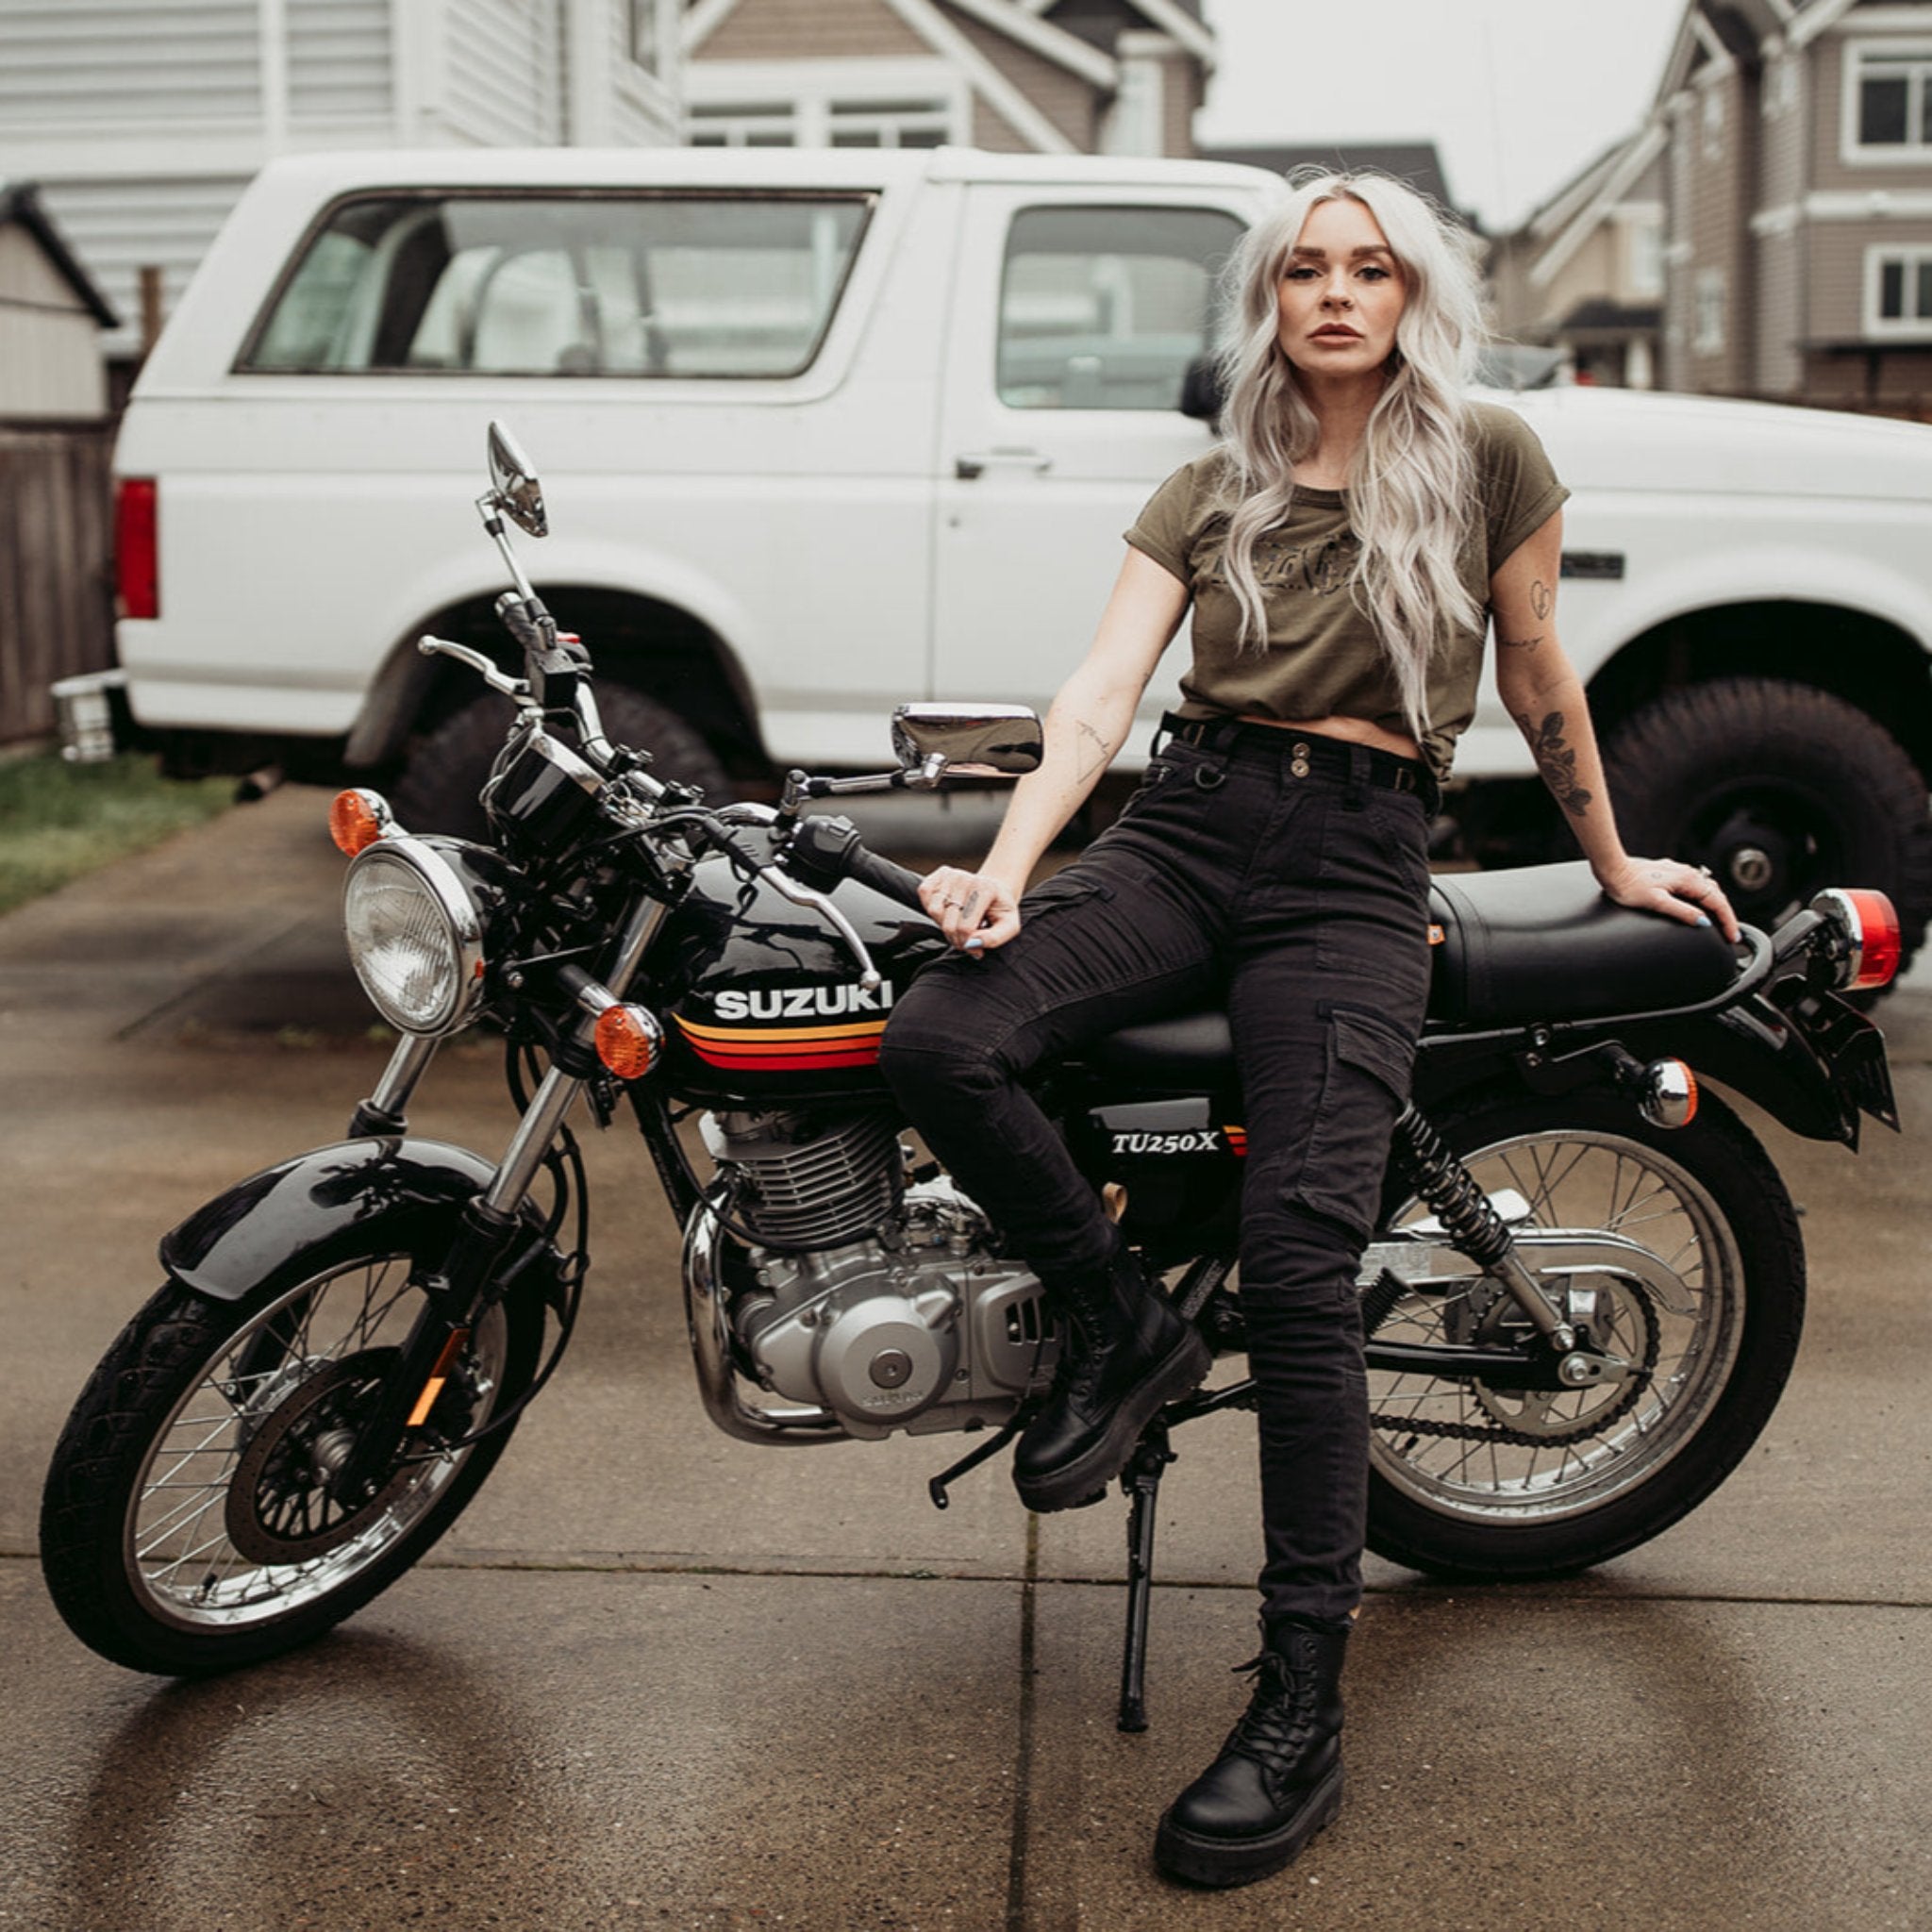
top-left (1154, 1622), bottom-right (1349, 1888)
top-left (1011, 1241), bottom-right (1209, 1512)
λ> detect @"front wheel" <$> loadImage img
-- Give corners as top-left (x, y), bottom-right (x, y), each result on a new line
top-left (1363, 1089), bottom-right (1805, 1579)
top-left (40, 1247), bottom-right (543, 1674)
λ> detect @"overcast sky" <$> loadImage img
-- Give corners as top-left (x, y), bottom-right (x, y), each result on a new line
top-left (1193, 0), bottom-right (1689, 231)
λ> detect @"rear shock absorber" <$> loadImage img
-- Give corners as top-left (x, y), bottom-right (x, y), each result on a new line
top-left (1390, 1105), bottom-right (1575, 1351)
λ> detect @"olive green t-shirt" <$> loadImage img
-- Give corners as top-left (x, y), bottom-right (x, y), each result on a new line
top-left (1124, 400), bottom-right (1569, 780)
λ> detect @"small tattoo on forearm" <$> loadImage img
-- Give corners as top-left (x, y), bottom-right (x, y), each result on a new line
top-left (1517, 708), bottom-right (1594, 819)
top-left (1498, 631), bottom-right (1544, 651)
top-left (1073, 719), bottom-right (1111, 781)
top-left (1530, 579), bottom-right (1553, 620)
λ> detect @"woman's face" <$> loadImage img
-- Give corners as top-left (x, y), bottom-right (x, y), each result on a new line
top-left (1275, 195), bottom-right (1407, 381)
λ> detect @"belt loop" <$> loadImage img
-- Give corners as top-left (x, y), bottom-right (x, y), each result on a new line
top-left (1344, 744), bottom-right (1369, 811)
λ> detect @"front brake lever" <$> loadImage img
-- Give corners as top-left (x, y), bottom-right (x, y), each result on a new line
top-left (419, 636), bottom-right (530, 701)
top-left (756, 863), bottom-right (883, 991)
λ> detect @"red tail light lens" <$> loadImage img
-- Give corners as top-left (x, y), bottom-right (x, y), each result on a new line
top-left (1813, 888), bottom-right (1902, 990)
top-left (116, 477), bottom-right (158, 620)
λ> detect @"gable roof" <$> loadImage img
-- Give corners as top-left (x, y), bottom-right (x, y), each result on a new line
top-left (1525, 120), bottom-right (1667, 291)
top-left (0, 181), bottom-right (118, 327)
top-left (1018, 0), bottom-right (1216, 66)
top-left (1196, 142), bottom-right (1464, 220)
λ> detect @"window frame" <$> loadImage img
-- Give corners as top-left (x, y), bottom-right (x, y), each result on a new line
top-left (1840, 38), bottom-right (1932, 165)
top-left (1864, 242), bottom-right (1932, 337)
top-left (231, 186), bottom-right (879, 382)
top-left (1692, 265), bottom-right (1727, 358)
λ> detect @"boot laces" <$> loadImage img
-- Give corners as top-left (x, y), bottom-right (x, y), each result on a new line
top-left (1224, 1652), bottom-right (1321, 1771)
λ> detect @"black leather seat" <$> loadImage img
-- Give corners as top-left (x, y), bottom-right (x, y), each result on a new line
top-left (1074, 861), bottom-right (1740, 1086)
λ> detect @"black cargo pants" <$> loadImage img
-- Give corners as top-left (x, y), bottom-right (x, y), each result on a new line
top-left (878, 719), bottom-right (1435, 1627)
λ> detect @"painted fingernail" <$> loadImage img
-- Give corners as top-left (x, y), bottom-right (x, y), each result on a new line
top-left (965, 936), bottom-right (985, 950)
top-left (1695, 914), bottom-right (1711, 926)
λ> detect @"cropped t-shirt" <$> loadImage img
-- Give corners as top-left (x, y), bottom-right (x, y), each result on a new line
top-left (1124, 401), bottom-right (1570, 780)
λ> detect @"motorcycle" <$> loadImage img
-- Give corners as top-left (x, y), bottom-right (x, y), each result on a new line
top-left (41, 424), bottom-right (1902, 1732)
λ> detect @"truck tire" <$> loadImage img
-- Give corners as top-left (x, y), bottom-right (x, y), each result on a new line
top-left (1601, 676), bottom-right (1932, 975)
top-left (391, 684), bottom-right (733, 839)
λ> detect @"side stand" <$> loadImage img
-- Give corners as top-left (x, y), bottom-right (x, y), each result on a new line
top-left (1114, 1376), bottom-right (1258, 1733)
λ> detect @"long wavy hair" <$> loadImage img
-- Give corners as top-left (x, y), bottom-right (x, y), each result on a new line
top-left (1213, 170), bottom-right (1486, 741)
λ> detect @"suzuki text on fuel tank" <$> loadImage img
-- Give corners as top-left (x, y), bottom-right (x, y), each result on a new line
top-left (41, 425), bottom-right (1901, 1729)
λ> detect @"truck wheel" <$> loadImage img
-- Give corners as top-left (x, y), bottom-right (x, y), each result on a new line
top-left (391, 685), bottom-right (732, 839)
top-left (1601, 676), bottom-right (1932, 975)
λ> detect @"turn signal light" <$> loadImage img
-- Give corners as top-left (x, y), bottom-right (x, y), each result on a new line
top-left (1812, 888), bottom-right (1902, 991)
top-left (595, 1005), bottom-right (662, 1079)
top-left (1639, 1058), bottom-right (1698, 1130)
top-left (330, 789), bottom-right (393, 857)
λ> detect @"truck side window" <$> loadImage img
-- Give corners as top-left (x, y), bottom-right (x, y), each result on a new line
top-left (238, 192), bottom-right (874, 378)
top-left (996, 206), bottom-right (1244, 410)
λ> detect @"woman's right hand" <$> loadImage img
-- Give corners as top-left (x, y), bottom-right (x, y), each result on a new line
top-left (918, 865), bottom-right (1023, 953)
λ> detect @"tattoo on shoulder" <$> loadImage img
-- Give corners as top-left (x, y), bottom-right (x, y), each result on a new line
top-left (1498, 631), bottom-right (1544, 651)
top-left (1516, 708), bottom-right (1594, 820)
top-left (1530, 578), bottom-right (1554, 621)
top-left (1074, 719), bottom-right (1111, 782)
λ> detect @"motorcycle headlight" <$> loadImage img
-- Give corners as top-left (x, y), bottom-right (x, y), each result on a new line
top-left (342, 836), bottom-right (494, 1035)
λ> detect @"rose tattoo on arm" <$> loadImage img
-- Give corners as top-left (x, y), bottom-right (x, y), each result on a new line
top-left (1516, 708), bottom-right (1594, 819)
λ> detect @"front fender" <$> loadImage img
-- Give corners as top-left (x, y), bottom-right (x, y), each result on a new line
top-left (158, 1138), bottom-right (502, 1302)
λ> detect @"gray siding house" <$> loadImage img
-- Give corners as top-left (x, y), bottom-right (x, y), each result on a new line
top-left (2, 0), bottom-right (683, 365)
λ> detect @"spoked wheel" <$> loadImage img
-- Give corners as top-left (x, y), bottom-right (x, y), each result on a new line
top-left (41, 1248), bottom-right (543, 1675)
top-left (1363, 1090), bottom-right (1805, 1579)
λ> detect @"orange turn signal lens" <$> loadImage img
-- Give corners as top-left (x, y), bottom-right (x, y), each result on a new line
top-left (595, 1005), bottom-right (661, 1080)
top-left (330, 788), bottom-right (392, 857)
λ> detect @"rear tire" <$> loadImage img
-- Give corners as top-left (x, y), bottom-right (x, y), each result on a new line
top-left (392, 683), bottom-right (731, 838)
top-left (1363, 1088), bottom-right (1805, 1579)
top-left (40, 1248), bottom-right (543, 1674)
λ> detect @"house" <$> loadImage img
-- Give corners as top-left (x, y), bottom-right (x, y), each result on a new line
top-left (1195, 142), bottom-right (1465, 220)
top-left (0, 182), bottom-right (118, 418)
top-left (0, 0), bottom-right (683, 369)
top-left (1489, 130), bottom-right (1666, 388)
top-left (682, 0), bottom-right (1215, 158)
top-left (1653, 0), bottom-right (1932, 403)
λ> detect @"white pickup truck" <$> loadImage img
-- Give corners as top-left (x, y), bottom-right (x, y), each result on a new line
top-left (66, 145), bottom-right (1932, 960)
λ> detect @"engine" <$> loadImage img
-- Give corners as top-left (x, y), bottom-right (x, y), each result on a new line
top-left (686, 1107), bottom-right (1058, 1440)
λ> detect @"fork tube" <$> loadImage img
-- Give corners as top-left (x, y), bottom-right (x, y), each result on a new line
top-left (604, 895), bottom-right (673, 999)
top-left (349, 1033), bottom-right (441, 1138)
top-left (482, 1064), bottom-right (586, 1216)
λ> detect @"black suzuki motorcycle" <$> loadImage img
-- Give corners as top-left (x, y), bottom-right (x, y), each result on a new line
top-left (41, 425), bottom-right (1901, 1730)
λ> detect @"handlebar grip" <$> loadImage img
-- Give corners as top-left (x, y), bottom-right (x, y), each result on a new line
top-left (783, 815), bottom-right (926, 911)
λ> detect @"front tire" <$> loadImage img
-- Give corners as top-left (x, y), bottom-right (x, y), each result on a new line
top-left (1363, 1089), bottom-right (1805, 1579)
top-left (40, 1247), bottom-right (543, 1674)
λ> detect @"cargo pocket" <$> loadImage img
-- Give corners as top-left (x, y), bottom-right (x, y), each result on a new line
top-left (1019, 869), bottom-right (1112, 921)
top-left (1293, 1004), bottom-right (1418, 1240)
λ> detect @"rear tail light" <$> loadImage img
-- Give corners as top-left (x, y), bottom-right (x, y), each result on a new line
top-left (115, 477), bottom-right (158, 620)
top-left (1811, 889), bottom-right (1902, 991)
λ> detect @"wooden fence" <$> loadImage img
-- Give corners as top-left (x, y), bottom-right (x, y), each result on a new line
top-left (0, 419), bottom-right (114, 746)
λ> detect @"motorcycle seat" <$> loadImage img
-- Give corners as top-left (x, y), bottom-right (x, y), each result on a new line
top-left (1073, 861), bottom-right (1740, 1088)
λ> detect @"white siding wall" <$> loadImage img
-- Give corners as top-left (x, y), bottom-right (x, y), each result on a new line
top-left (287, 0), bottom-right (392, 125)
top-left (441, 0), bottom-right (563, 145)
top-left (603, 0), bottom-right (678, 146)
top-left (0, 0), bottom-right (262, 127)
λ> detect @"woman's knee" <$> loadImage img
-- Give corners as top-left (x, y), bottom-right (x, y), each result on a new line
top-left (878, 975), bottom-right (1008, 1103)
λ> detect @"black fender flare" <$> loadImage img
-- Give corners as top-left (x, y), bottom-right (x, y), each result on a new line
top-left (158, 1138), bottom-right (530, 1303)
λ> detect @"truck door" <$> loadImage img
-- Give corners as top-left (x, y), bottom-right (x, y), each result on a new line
top-left (931, 186), bottom-right (1251, 747)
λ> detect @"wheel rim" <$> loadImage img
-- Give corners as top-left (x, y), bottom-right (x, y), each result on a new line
top-left (1369, 1129), bottom-right (1745, 1526)
top-left (123, 1257), bottom-right (508, 1632)
top-left (1668, 777), bottom-right (1851, 929)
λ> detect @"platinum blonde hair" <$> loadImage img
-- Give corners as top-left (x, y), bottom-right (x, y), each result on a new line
top-left (1214, 170), bottom-right (1487, 741)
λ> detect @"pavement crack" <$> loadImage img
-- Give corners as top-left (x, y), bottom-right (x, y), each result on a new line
top-left (1005, 1510), bottom-right (1041, 1932)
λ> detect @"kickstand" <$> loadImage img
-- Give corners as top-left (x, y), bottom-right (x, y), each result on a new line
top-left (1116, 1417), bottom-right (1176, 1733)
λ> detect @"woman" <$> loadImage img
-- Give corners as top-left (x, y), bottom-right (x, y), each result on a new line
top-left (877, 171), bottom-right (1737, 1890)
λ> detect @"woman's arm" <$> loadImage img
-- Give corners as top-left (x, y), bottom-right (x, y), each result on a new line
top-left (1491, 509), bottom-right (1740, 939)
top-left (919, 546), bottom-right (1189, 951)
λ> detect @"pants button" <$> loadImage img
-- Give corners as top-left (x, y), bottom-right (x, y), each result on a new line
top-left (1291, 758), bottom-right (1311, 779)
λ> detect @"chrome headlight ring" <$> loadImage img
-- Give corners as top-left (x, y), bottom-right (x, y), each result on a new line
top-left (341, 835), bottom-right (495, 1036)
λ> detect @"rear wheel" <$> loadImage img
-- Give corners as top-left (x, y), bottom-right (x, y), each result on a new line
top-left (392, 682), bottom-right (731, 838)
top-left (40, 1247), bottom-right (543, 1674)
top-left (1363, 1089), bottom-right (1805, 1579)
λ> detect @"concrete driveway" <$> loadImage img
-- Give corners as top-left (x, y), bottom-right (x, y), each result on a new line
top-left (2, 788), bottom-right (1929, 1931)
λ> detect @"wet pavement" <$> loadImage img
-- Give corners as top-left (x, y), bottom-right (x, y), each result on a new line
top-left (2, 787), bottom-right (1930, 1931)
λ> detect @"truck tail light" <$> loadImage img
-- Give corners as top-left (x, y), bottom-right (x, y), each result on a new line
top-left (116, 477), bottom-right (158, 620)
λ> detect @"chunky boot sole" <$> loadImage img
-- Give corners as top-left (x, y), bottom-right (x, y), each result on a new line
top-left (1012, 1326), bottom-right (1209, 1513)
top-left (1153, 1759), bottom-right (1343, 1889)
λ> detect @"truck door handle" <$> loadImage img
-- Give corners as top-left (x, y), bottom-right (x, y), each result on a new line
top-left (955, 450), bottom-right (1053, 480)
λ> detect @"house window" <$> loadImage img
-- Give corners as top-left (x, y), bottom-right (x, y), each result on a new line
top-left (686, 69), bottom-right (962, 149)
top-left (1849, 45), bottom-right (1932, 157)
top-left (1866, 245), bottom-right (1932, 336)
top-left (827, 99), bottom-right (950, 148)
top-left (1702, 86), bottom-right (1725, 160)
top-left (689, 103), bottom-right (799, 147)
top-left (1693, 267), bottom-right (1726, 357)
top-left (996, 205), bottom-right (1244, 410)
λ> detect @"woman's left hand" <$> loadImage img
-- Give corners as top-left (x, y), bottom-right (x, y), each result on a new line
top-left (1596, 855), bottom-right (1740, 941)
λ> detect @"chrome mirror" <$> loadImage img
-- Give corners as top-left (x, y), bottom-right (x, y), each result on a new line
top-left (486, 420), bottom-right (547, 537)
top-left (891, 704), bottom-right (1043, 781)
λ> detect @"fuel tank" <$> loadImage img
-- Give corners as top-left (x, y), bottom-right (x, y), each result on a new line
top-left (649, 850), bottom-right (945, 1101)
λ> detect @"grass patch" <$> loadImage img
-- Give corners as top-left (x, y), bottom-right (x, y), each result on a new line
top-left (0, 749), bottom-right (232, 915)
